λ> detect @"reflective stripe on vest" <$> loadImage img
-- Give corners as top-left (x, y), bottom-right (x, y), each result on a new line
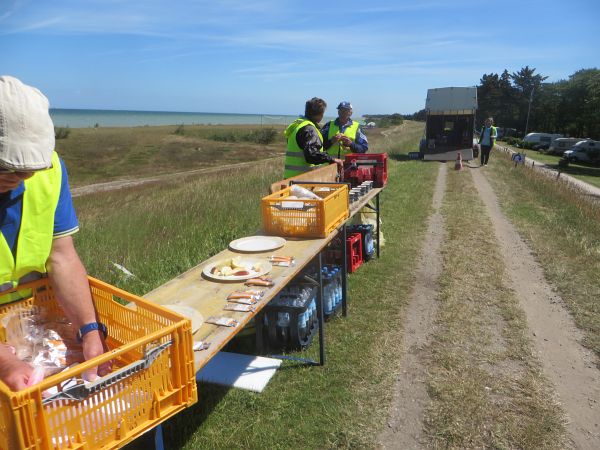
top-left (283, 119), bottom-right (325, 179)
top-left (0, 151), bottom-right (62, 304)
top-left (326, 120), bottom-right (360, 158)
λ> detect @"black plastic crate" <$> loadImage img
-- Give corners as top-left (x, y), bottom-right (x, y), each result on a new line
top-left (259, 288), bottom-right (318, 351)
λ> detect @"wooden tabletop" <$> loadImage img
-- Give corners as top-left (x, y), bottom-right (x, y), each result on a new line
top-left (144, 187), bottom-right (382, 371)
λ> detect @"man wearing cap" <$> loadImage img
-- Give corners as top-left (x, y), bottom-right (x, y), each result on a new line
top-left (0, 76), bottom-right (109, 391)
top-left (283, 97), bottom-right (343, 179)
top-left (322, 101), bottom-right (368, 159)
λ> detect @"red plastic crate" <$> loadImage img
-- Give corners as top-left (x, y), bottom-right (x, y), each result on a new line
top-left (347, 232), bottom-right (363, 273)
top-left (343, 153), bottom-right (388, 187)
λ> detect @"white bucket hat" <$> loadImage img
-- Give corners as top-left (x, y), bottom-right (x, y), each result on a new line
top-left (0, 76), bottom-right (54, 171)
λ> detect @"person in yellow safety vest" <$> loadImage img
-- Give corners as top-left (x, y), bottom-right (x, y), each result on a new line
top-left (322, 101), bottom-right (369, 159)
top-left (283, 97), bottom-right (343, 179)
top-left (478, 117), bottom-right (498, 166)
top-left (0, 76), bottom-right (110, 391)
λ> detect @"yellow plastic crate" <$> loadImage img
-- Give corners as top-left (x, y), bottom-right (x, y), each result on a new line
top-left (0, 276), bottom-right (197, 450)
top-left (261, 183), bottom-right (349, 238)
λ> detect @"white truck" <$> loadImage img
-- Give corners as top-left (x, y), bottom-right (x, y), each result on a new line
top-left (421, 87), bottom-right (478, 161)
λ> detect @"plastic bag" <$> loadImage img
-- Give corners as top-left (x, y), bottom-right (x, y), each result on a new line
top-left (2, 306), bottom-right (84, 378)
top-left (290, 185), bottom-right (321, 200)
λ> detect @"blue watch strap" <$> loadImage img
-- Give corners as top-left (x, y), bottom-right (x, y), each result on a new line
top-left (77, 322), bottom-right (108, 342)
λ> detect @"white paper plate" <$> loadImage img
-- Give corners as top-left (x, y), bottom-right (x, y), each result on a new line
top-left (162, 305), bottom-right (204, 334)
top-left (229, 236), bottom-right (286, 253)
top-left (202, 258), bottom-right (272, 282)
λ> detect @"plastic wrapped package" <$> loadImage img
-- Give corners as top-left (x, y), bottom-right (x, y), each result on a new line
top-left (2, 305), bottom-right (84, 381)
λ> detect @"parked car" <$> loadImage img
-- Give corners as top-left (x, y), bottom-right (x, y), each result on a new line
top-left (563, 140), bottom-right (600, 164)
top-left (523, 132), bottom-right (563, 150)
top-left (547, 137), bottom-right (587, 155)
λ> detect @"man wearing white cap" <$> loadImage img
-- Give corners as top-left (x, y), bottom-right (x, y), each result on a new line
top-left (322, 101), bottom-right (368, 159)
top-left (0, 76), bottom-right (109, 390)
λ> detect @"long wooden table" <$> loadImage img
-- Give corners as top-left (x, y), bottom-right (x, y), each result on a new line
top-left (144, 187), bottom-right (382, 372)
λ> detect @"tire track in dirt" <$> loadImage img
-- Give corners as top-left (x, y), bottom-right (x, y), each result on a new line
top-left (378, 162), bottom-right (447, 449)
top-left (71, 157), bottom-right (282, 197)
top-left (471, 167), bottom-right (600, 449)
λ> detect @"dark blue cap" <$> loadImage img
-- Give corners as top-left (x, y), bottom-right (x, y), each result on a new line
top-left (337, 101), bottom-right (353, 110)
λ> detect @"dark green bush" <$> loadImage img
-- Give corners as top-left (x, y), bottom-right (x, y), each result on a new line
top-left (55, 127), bottom-right (70, 139)
top-left (210, 131), bottom-right (238, 142)
top-left (174, 124), bottom-right (185, 135)
top-left (246, 127), bottom-right (277, 145)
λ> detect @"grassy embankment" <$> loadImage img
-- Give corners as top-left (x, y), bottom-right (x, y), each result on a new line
top-left (487, 151), bottom-right (600, 359)
top-left (72, 122), bottom-right (441, 448)
top-left (498, 143), bottom-right (600, 189)
top-left (425, 165), bottom-right (567, 448)
top-left (57, 124), bottom-right (287, 186)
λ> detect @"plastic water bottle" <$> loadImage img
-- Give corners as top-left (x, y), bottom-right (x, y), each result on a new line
top-left (323, 273), bottom-right (332, 314)
top-left (310, 288), bottom-right (317, 329)
top-left (277, 312), bottom-right (290, 343)
top-left (364, 225), bottom-right (375, 257)
top-left (298, 308), bottom-right (307, 341)
top-left (333, 267), bottom-right (342, 307)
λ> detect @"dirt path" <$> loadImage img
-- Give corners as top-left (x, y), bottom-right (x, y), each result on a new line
top-left (378, 162), bottom-right (447, 449)
top-left (71, 157), bottom-right (281, 197)
top-left (471, 168), bottom-right (600, 449)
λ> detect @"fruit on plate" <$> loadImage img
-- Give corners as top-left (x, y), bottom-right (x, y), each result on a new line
top-left (210, 258), bottom-right (262, 277)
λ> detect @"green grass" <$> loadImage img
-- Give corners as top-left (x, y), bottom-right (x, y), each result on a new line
top-left (425, 166), bottom-right (567, 449)
top-left (486, 152), bottom-right (600, 359)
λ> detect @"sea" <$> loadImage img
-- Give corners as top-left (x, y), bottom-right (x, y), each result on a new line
top-left (49, 108), bottom-right (300, 128)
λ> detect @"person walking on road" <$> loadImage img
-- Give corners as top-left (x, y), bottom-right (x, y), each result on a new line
top-left (283, 97), bottom-right (343, 179)
top-left (322, 101), bottom-right (368, 159)
top-left (479, 117), bottom-right (497, 166)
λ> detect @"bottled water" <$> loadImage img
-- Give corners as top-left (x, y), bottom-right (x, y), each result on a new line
top-left (323, 273), bottom-right (333, 314)
top-left (333, 267), bottom-right (342, 307)
top-left (297, 308), bottom-right (307, 340)
top-left (363, 225), bottom-right (375, 256)
top-left (277, 312), bottom-right (290, 343)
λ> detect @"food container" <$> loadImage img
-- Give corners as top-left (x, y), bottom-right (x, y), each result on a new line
top-left (0, 277), bottom-right (197, 450)
top-left (261, 183), bottom-right (349, 238)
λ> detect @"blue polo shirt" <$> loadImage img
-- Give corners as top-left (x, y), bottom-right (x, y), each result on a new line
top-left (0, 157), bottom-right (79, 256)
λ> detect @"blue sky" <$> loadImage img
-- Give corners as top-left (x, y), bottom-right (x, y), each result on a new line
top-left (1, 0), bottom-right (598, 116)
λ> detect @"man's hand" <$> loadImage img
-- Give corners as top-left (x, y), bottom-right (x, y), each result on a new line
top-left (332, 158), bottom-right (344, 168)
top-left (340, 136), bottom-right (353, 147)
top-left (81, 331), bottom-right (112, 381)
top-left (0, 346), bottom-right (33, 391)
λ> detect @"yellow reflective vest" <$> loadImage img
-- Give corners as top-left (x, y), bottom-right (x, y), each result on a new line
top-left (0, 151), bottom-right (62, 303)
top-left (479, 126), bottom-right (498, 146)
top-left (326, 120), bottom-right (360, 158)
top-left (283, 118), bottom-right (325, 179)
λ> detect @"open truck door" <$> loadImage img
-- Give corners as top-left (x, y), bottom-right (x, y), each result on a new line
top-left (422, 87), bottom-right (478, 161)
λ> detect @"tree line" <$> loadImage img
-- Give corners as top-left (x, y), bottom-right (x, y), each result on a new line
top-left (404, 67), bottom-right (600, 140)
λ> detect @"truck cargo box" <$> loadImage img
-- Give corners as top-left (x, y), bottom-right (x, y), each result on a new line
top-left (423, 87), bottom-right (478, 161)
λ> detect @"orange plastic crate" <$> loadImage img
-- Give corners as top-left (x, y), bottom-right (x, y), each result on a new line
top-left (261, 183), bottom-right (349, 238)
top-left (0, 276), bottom-right (197, 450)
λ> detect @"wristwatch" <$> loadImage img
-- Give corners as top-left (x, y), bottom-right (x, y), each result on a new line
top-left (77, 322), bottom-right (108, 342)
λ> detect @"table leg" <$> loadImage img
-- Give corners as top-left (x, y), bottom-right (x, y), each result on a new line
top-left (341, 225), bottom-right (348, 317)
top-left (317, 252), bottom-right (326, 366)
top-left (376, 193), bottom-right (380, 259)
